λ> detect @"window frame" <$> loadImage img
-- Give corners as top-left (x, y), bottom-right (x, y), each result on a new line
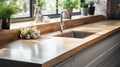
top-left (12, 0), bottom-right (80, 22)
top-left (12, 0), bottom-right (34, 22)
top-left (42, 0), bottom-right (80, 18)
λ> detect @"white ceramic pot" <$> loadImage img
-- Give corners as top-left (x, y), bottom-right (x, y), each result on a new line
top-left (81, 8), bottom-right (88, 16)
top-left (62, 8), bottom-right (73, 19)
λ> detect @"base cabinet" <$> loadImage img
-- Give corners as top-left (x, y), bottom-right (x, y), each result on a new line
top-left (55, 57), bottom-right (73, 67)
top-left (98, 47), bottom-right (120, 67)
top-left (54, 31), bottom-right (120, 67)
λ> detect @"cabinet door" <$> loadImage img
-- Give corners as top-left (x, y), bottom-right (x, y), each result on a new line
top-left (86, 42), bottom-right (120, 67)
top-left (73, 31), bottom-right (120, 67)
top-left (55, 57), bottom-right (73, 67)
top-left (98, 44), bottom-right (120, 67)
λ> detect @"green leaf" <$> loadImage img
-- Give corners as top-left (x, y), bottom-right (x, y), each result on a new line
top-left (0, 0), bottom-right (22, 19)
top-left (58, 0), bottom-right (79, 9)
top-left (37, 0), bottom-right (45, 7)
top-left (80, 2), bottom-right (88, 8)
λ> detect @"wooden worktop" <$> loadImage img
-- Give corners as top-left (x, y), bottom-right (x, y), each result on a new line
top-left (0, 20), bottom-right (120, 67)
top-left (0, 15), bottom-right (105, 45)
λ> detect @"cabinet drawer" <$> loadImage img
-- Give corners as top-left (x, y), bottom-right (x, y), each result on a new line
top-left (86, 42), bottom-right (120, 67)
top-left (54, 57), bottom-right (73, 67)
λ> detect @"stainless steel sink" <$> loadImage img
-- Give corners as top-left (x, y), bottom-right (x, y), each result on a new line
top-left (54, 31), bottom-right (94, 38)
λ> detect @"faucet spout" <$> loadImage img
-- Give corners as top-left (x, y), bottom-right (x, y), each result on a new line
top-left (60, 11), bottom-right (65, 33)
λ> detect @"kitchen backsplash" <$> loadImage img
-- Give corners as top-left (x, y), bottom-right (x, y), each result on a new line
top-left (95, 0), bottom-right (107, 16)
top-left (86, 0), bottom-right (107, 16)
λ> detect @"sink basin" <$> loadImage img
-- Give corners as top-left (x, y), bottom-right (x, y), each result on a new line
top-left (54, 31), bottom-right (94, 38)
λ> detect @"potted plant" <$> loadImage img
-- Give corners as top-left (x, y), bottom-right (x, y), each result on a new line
top-left (80, 2), bottom-right (89, 16)
top-left (34, 0), bottom-right (45, 23)
top-left (88, 1), bottom-right (95, 15)
top-left (58, 0), bottom-right (79, 19)
top-left (0, 0), bottom-right (21, 29)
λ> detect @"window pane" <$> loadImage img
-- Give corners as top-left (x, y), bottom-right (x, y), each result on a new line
top-left (42, 0), bottom-right (56, 15)
top-left (12, 0), bottom-right (31, 18)
top-left (58, 0), bottom-right (80, 13)
top-left (58, 0), bottom-right (63, 14)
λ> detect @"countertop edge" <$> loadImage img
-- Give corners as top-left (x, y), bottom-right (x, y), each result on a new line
top-left (42, 27), bottom-right (120, 67)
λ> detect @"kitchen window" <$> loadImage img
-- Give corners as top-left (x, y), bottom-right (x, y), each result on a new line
top-left (12, 0), bottom-right (32, 18)
top-left (12, 0), bottom-right (80, 22)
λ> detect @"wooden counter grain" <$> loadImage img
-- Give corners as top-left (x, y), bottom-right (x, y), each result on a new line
top-left (0, 20), bottom-right (120, 67)
top-left (0, 15), bottom-right (105, 45)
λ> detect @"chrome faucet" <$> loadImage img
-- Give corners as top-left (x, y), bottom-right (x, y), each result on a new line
top-left (60, 11), bottom-right (65, 33)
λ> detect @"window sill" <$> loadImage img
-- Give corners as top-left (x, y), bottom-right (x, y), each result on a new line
top-left (10, 15), bottom-right (94, 29)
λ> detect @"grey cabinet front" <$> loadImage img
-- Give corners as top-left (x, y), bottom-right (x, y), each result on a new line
top-left (54, 31), bottom-right (120, 67)
top-left (73, 31), bottom-right (120, 67)
top-left (55, 57), bottom-right (73, 67)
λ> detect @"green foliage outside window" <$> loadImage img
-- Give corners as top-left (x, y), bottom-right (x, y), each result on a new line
top-left (0, 0), bottom-right (21, 19)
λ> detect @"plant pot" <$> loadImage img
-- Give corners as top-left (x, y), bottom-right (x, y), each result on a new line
top-left (80, 8), bottom-right (88, 16)
top-left (88, 5), bottom-right (95, 15)
top-left (62, 8), bottom-right (73, 19)
top-left (0, 19), bottom-right (2, 30)
top-left (2, 18), bottom-right (11, 29)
